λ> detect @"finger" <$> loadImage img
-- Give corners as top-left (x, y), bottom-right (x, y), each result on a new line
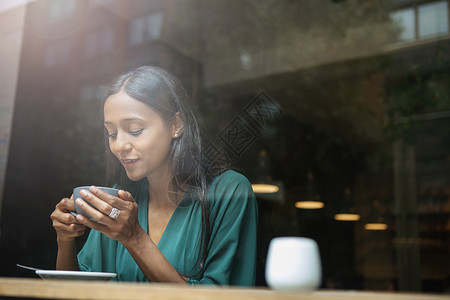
top-left (52, 207), bottom-right (79, 225)
top-left (59, 212), bottom-right (79, 225)
top-left (89, 186), bottom-right (117, 201)
top-left (75, 198), bottom-right (115, 225)
top-left (55, 221), bottom-right (86, 233)
top-left (78, 189), bottom-right (113, 214)
top-left (82, 187), bottom-right (125, 211)
top-left (76, 209), bottom-right (131, 243)
top-left (76, 213), bottom-right (108, 232)
top-left (52, 216), bottom-right (86, 235)
top-left (118, 190), bottom-right (134, 202)
top-left (55, 226), bottom-right (86, 238)
top-left (58, 197), bottom-right (77, 212)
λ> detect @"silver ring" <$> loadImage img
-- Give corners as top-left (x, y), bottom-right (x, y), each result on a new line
top-left (109, 207), bottom-right (120, 219)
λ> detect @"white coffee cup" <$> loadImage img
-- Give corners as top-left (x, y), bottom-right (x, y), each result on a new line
top-left (265, 237), bottom-right (322, 291)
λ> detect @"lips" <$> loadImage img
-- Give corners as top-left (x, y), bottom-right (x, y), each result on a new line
top-left (121, 158), bottom-right (139, 167)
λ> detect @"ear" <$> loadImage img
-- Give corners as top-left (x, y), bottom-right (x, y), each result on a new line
top-left (171, 112), bottom-right (184, 138)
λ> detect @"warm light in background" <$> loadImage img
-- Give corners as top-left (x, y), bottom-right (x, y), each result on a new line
top-left (334, 213), bottom-right (360, 221)
top-left (364, 223), bottom-right (388, 231)
top-left (334, 188), bottom-right (360, 221)
top-left (251, 184), bottom-right (279, 194)
top-left (295, 200), bottom-right (324, 209)
top-left (295, 191), bottom-right (324, 209)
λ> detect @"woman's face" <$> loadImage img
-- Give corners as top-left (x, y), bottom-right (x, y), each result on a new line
top-left (103, 91), bottom-right (176, 181)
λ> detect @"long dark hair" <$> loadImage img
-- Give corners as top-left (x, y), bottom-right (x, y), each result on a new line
top-left (102, 66), bottom-right (224, 276)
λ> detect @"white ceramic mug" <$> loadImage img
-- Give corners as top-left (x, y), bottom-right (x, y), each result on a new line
top-left (265, 237), bottom-right (322, 291)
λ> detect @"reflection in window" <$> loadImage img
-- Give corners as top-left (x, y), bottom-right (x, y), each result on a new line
top-left (44, 40), bottom-right (71, 67)
top-left (51, 95), bottom-right (66, 109)
top-left (79, 85), bottom-right (95, 102)
top-left (391, 8), bottom-right (415, 41)
top-left (240, 49), bottom-right (253, 70)
top-left (391, 0), bottom-right (449, 42)
top-left (10, 0), bottom-right (450, 293)
top-left (128, 11), bottom-right (163, 45)
top-left (48, 0), bottom-right (75, 21)
top-left (84, 28), bottom-right (114, 58)
top-left (89, 0), bottom-right (115, 9)
top-left (418, 1), bottom-right (449, 38)
top-left (79, 84), bottom-right (107, 102)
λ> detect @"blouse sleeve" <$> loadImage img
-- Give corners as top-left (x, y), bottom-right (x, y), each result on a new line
top-left (186, 171), bottom-right (258, 286)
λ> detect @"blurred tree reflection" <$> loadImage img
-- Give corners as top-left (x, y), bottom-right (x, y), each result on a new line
top-left (166, 0), bottom-right (397, 174)
top-left (385, 44), bottom-right (450, 144)
top-left (167, 0), bottom-right (396, 84)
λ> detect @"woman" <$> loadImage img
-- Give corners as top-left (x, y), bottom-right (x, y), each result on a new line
top-left (50, 66), bottom-right (258, 286)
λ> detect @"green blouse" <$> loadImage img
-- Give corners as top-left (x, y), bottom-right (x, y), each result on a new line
top-left (77, 170), bottom-right (258, 286)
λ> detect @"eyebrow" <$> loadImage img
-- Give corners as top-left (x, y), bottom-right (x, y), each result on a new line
top-left (104, 117), bottom-right (144, 124)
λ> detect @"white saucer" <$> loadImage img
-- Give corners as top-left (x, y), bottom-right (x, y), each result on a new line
top-left (36, 270), bottom-right (117, 281)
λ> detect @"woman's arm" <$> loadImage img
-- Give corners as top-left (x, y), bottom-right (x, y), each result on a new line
top-left (74, 186), bottom-right (186, 283)
top-left (186, 172), bottom-right (258, 286)
top-left (56, 239), bottom-right (79, 271)
top-left (121, 228), bottom-right (187, 283)
top-left (51, 196), bottom-right (86, 271)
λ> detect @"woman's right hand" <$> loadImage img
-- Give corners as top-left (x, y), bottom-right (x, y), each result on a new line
top-left (51, 195), bottom-right (86, 242)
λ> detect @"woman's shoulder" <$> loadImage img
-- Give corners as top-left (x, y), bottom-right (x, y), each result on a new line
top-left (208, 170), bottom-right (254, 206)
top-left (210, 170), bottom-right (252, 189)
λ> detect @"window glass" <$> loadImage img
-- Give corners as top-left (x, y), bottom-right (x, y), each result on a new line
top-left (84, 33), bottom-right (97, 58)
top-left (100, 27), bottom-right (114, 53)
top-left (418, 1), bottom-right (449, 38)
top-left (5, 0), bottom-right (450, 294)
top-left (44, 44), bottom-right (56, 67)
top-left (44, 40), bottom-right (71, 67)
top-left (79, 84), bottom-right (108, 102)
top-left (128, 16), bottom-right (146, 45)
top-left (79, 84), bottom-right (96, 102)
top-left (48, 0), bottom-right (74, 21)
top-left (391, 8), bottom-right (416, 41)
top-left (146, 11), bottom-right (163, 40)
top-left (128, 11), bottom-right (162, 45)
top-left (84, 28), bottom-right (115, 58)
top-left (89, 0), bottom-right (115, 9)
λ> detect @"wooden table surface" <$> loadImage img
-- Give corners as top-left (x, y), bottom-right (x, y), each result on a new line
top-left (0, 277), bottom-right (448, 300)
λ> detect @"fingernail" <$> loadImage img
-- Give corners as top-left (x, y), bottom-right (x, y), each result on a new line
top-left (76, 198), bottom-right (83, 206)
top-left (80, 189), bottom-right (88, 197)
top-left (90, 186), bottom-right (97, 193)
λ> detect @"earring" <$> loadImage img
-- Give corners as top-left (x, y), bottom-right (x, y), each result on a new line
top-left (174, 133), bottom-right (178, 138)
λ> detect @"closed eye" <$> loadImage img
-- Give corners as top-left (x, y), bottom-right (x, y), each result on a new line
top-left (130, 128), bottom-right (144, 136)
top-left (108, 132), bottom-right (117, 139)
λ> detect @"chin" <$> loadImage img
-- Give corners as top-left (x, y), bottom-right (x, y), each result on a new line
top-left (126, 172), bottom-right (145, 182)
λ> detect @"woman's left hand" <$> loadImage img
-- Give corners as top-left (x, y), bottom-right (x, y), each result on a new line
top-left (74, 186), bottom-right (143, 243)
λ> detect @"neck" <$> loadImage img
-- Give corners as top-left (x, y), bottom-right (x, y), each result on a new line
top-left (146, 166), bottom-right (182, 208)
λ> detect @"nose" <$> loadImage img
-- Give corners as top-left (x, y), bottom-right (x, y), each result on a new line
top-left (111, 132), bottom-right (132, 154)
